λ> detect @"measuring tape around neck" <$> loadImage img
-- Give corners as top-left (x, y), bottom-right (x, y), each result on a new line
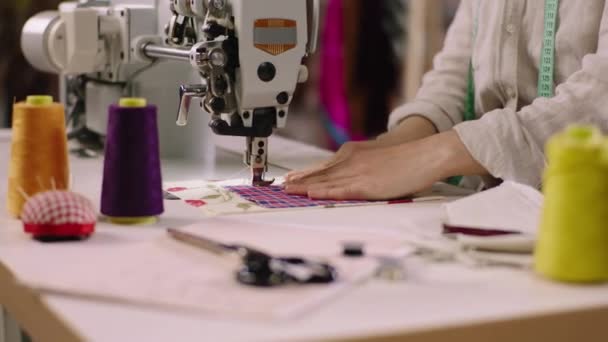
top-left (450, 0), bottom-right (560, 187)
top-left (463, 0), bottom-right (560, 121)
top-left (537, 0), bottom-right (560, 98)
top-left (462, 1), bottom-right (482, 122)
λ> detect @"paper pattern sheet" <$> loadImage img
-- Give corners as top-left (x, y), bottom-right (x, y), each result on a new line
top-left (164, 178), bottom-right (456, 216)
top-left (7, 240), bottom-right (378, 319)
top-left (443, 181), bottom-right (544, 235)
top-left (4, 219), bottom-right (410, 319)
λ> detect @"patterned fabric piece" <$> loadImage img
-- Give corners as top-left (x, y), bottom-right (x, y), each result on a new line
top-left (225, 185), bottom-right (369, 209)
top-left (164, 179), bottom-right (271, 216)
top-left (21, 191), bottom-right (97, 225)
top-left (163, 178), bottom-right (453, 217)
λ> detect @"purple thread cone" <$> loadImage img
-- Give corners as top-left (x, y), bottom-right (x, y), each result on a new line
top-left (101, 104), bottom-right (164, 217)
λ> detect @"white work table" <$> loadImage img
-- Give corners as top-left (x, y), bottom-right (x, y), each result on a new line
top-left (1, 129), bottom-right (608, 342)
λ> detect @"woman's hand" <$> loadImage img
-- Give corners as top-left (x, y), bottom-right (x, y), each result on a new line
top-left (284, 130), bottom-right (488, 200)
top-left (285, 116), bottom-right (438, 183)
top-left (285, 140), bottom-right (384, 184)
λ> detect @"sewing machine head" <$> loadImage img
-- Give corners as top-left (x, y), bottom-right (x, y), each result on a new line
top-left (167, 0), bottom-right (319, 185)
top-left (21, 0), bottom-right (319, 186)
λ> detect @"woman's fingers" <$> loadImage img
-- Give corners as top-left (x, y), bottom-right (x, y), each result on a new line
top-left (285, 169), bottom-right (355, 195)
top-left (305, 177), bottom-right (358, 194)
top-left (286, 176), bottom-right (355, 194)
top-left (283, 183), bottom-right (309, 195)
top-left (308, 183), bottom-right (366, 200)
top-left (285, 154), bottom-right (347, 182)
top-left (285, 141), bottom-right (381, 183)
top-left (285, 161), bottom-right (333, 182)
top-left (286, 133), bottom-right (461, 202)
top-left (286, 157), bottom-right (353, 184)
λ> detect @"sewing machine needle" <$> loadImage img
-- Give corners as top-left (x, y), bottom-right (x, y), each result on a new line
top-left (251, 167), bottom-right (275, 187)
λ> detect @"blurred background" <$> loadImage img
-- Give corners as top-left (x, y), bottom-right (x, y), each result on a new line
top-left (0, 0), bottom-right (460, 150)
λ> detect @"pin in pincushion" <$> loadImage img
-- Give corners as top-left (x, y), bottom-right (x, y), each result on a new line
top-left (21, 191), bottom-right (96, 240)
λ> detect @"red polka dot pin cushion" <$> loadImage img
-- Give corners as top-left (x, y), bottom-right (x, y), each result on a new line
top-left (21, 191), bottom-right (96, 241)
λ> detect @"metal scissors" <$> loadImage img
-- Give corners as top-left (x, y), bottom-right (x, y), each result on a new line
top-left (167, 228), bottom-right (337, 287)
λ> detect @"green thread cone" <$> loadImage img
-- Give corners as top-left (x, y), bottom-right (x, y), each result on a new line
top-left (535, 126), bottom-right (608, 283)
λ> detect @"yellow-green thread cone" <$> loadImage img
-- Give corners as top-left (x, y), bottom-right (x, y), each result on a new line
top-left (535, 126), bottom-right (608, 283)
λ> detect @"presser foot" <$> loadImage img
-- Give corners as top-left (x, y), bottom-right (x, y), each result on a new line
top-left (251, 168), bottom-right (275, 187)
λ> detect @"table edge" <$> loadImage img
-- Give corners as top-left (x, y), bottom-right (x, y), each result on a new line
top-left (2, 256), bottom-right (608, 342)
top-left (0, 262), bottom-right (83, 342)
top-left (322, 303), bottom-right (608, 342)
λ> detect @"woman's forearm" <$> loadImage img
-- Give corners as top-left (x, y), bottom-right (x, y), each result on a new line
top-left (285, 129), bottom-right (490, 200)
top-left (429, 130), bottom-right (489, 179)
top-left (377, 115), bottom-right (438, 147)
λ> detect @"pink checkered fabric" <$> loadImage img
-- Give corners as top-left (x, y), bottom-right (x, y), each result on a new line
top-left (21, 191), bottom-right (97, 225)
top-left (225, 185), bottom-right (369, 209)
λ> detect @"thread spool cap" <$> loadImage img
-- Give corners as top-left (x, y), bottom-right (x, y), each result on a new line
top-left (564, 126), bottom-right (601, 144)
top-left (26, 95), bottom-right (53, 106)
top-left (545, 125), bottom-right (603, 173)
top-left (601, 140), bottom-right (608, 167)
top-left (107, 216), bottom-right (158, 225)
top-left (551, 126), bottom-right (602, 151)
top-left (119, 98), bottom-right (147, 108)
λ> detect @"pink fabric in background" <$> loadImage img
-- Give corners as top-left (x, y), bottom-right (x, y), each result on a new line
top-left (320, 0), bottom-right (364, 144)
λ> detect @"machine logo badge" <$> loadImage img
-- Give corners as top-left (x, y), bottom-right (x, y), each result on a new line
top-left (254, 19), bottom-right (297, 56)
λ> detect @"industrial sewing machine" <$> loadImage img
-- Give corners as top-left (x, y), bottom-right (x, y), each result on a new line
top-left (21, 0), bottom-right (319, 186)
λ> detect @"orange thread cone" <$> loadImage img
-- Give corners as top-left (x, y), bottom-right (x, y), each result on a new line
top-left (7, 96), bottom-right (69, 217)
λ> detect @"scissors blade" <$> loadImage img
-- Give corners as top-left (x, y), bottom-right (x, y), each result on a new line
top-left (167, 228), bottom-right (233, 257)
